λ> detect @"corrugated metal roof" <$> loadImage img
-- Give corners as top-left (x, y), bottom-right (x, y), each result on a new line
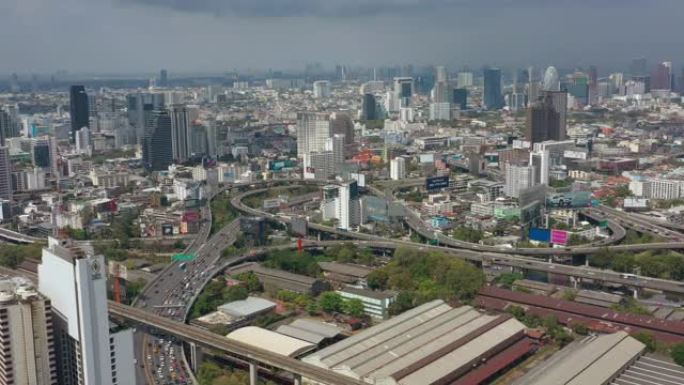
top-left (217, 297), bottom-right (276, 318)
top-left (567, 336), bottom-right (644, 385)
top-left (277, 325), bottom-right (329, 345)
top-left (289, 319), bottom-right (342, 338)
top-left (318, 262), bottom-right (373, 278)
top-left (397, 318), bottom-right (525, 385)
top-left (226, 326), bottom-right (315, 357)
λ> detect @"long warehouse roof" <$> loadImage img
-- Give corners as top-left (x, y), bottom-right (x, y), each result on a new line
top-left (514, 331), bottom-right (646, 385)
top-left (303, 300), bottom-right (526, 385)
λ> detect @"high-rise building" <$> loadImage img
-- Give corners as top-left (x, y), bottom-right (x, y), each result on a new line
top-left (75, 127), bottom-right (91, 155)
top-left (38, 238), bottom-right (136, 385)
top-left (390, 157), bottom-right (406, 180)
top-left (525, 92), bottom-right (563, 144)
top-left (312, 81), bottom-right (331, 98)
top-left (296, 112), bottom-right (331, 158)
top-left (652, 61), bottom-right (672, 91)
top-left (338, 181), bottom-right (360, 230)
top-left (32, 136), bottom-right (58, 176)
top-left (529, 150), bottom-right (550, 185)
top-left (170, 105), bottom-right (197, 163)
top-left (0, 106), bottom-right (20, 145)
top-left (542, 66), bottom-right (560, 91)
top-left (429, 102), bottom-right (452, 121)
top-left (69, 86), bottom-right (89, 144)
top-left (435, 66), bottom-right (448, 83)
top-left (159, 69), bottom-right (168, 87)
top-left (504, 164), bottom-right (536, 198)
top-left (330, 113), bottom-right (354, 146)
top-left (143, 109), bottom-right (173, 171)
top-left (361, 93), bottom-right (378, 121)
top-left (456, 72), bottom-right (473, 88)
top-left (303, 134), bottom-right (345, 180)
top-left (452, 88), bottom-right (468, 110)
top-left (431, 81), bottom-right (450, 103)
top-left (483, 68), bottom-right (503, 110)
top-left (0, 277), bottom-right (57, 385)
top-left (393, 77), bottom-right (414, 110)
top-left (0, 146), bottom-right (12, 200)
top-left (126, 93), bottom-right (165, 145)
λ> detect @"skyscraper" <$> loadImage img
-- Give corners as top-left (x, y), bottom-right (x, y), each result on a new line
top-left (452, 88), bottom-right (468, 110)
top-left (390, 157), bottom-right (406, 180)
top-left (159, 69), bottom-right (168, 87)
top-left (313, 81), bottom-right (331, 98)
top-left (483, 68), bottom-right (503, 110)
top-left (38, 238), bottom-right (136, 385)
top-left (435, 66), bottom-right (448, 83)
top-left (0, 106), bottom-right (20, 145)
top-left (143, 109), bottom-right (173, 171)
top-left (170, 105), bottom-right (197, 164)
top-left (393, 77), bottom-right (414, 110)
top-left (0, 146), bottom-right (12, 200)
top-left (296, 112), bottom-right (331, 158)
top-left (652, 61), bottom-right (672, 90)
top-left (0, 278), bottom-right (57, 385)
top-left (69, 86), bottom-right (89, 144)
top-left (361, 93), bottom-right (377, 121)
top-left (504, 164), bottom-right (536, 198)
top-left (330, 113), bottom-right (354, 145)
top-left (126, 92), bottom-right (165, 145)
top-left (542, 66), bottom-right (560, 91)
top-left (525, 93), bottom-right (562, 144)
top-left (529, 150), bottom-right (550, 185)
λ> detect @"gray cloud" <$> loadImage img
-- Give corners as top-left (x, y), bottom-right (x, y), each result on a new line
top-left (117, 0), bottom-right (623, 18)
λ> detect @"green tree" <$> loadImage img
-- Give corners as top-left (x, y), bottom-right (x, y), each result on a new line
top-left (318, 292), bottom-right (344, 313)
top-left (495, 272), bottom-right (524, 289)
top-left (342, 298), bottom-right (366, 318)
top-left (632, 332), bottom-right (657, 352)
top-left (671, 343), bottom-right (684, 367)
top-left (367, 270), bottom-right (389, 290)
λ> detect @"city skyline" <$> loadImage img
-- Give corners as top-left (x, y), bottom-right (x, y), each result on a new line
top-left (2, 0), bottom-right (684, 73)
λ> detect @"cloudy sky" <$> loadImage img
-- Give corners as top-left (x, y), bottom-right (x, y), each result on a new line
top-left (1, 0), bottom-right (682, 74)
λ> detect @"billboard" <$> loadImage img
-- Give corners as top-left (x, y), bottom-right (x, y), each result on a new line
top-left (108, 261), bottom-right (128, 280)
top-left (551, 229), bottom-right (569, 245)
top-left (563, 150), bottom-right (588, 160)
top-left (546, 191), bottom-right (592, 209)
top-left (263, 199), bottom-right (282, 210)
top-left (426, 176), bottom-right (450, 191)
top-left (162, 224), bottom-right (173, 236)
top-left (529, 228), bottom-right (551, 243)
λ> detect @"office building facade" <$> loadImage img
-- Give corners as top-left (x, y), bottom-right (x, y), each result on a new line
top-left (0, 278), bottom-right (57, 385)
top-left (69, 86), bottom-right (89, 144)
top-left (483, 68), bottom-right (504, 110)
top-left (296, 112), bottom-right (331, 158)
top-left (38, 238), bottom-right (136, 385)
top-left (142, 109), bottom-right (173, 171)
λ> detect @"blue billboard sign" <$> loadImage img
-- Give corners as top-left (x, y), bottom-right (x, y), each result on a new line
top-left (426, 176), bottom-right (450, 191)
top-left (529, 228), bottom-right (551, 242)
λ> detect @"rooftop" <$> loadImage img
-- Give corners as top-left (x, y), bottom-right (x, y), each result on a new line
top-left (217, 296), bottom-right (276, 318)
top-left (226, 326), bottom-right (316, 357)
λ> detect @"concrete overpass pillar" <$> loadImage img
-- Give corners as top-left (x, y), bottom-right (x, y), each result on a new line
top-left (189, 342), bottom-right (202, 372)
top-left (548, 257), bottom-right (552, 264)
top-left (249, 363), bottom-right (258, 385)
top-left (633, 288), bottom-right (639, 300)
top-left (293, 374), bottom-right (302, 385)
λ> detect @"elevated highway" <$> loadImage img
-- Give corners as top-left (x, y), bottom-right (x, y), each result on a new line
top-left (109, 302), bottom-right (366, 385)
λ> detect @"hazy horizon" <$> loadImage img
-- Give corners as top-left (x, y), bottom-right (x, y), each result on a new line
top-left (2, 0), bottom-right (684, 74)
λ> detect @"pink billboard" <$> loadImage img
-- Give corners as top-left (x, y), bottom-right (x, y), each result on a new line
top-left (551, 229), bottom-right (569, 245)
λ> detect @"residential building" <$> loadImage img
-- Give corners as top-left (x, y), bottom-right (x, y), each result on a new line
top-left (390, 157), bottom-right (406, 180)
top-left (504, 164), bottom-right (536, 198)
top-left (296, 112), bottom-right (331, 158)
top-left (0, 277), bottom-right (57, 385)
top-left (336, 286), bottom-right (396, 319)
top-left (38, 238), bottom-right (136, 385)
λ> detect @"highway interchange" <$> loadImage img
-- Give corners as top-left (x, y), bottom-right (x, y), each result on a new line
top-left (5, 177), bottom-right (684, 384)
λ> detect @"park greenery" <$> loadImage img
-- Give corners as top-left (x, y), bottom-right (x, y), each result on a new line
top-left (366, 247), bottom-right (485, 315)
top-left (263, 243), bottom-right (378, 278)
top-left (0, 243), bottom-right (43, 268)
top-left (507, 306), bottom-right (573, 346)
top-left (211, 193), bottom-right (239, 235)
top-left (190, 279), bottom-right (248, 319)
top-left (451, 226), bottom-right (484, 243)
top-left (198, 361), bottom-right (276, 385)
top-left (588, 249), bottom-right (684, 280)
top-left (671, 343), bottom-right (684, 367)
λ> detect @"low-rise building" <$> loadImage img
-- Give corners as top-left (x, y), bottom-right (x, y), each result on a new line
top-left (336, 285), bottom-right (397, 319)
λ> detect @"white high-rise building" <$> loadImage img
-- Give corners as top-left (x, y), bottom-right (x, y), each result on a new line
top-left (338, 181), bottom-right (360, 230)
top-left (393, 77), bottom-right (414, 111)
top-left (75, 127), bottom-right (91, 155)
top-left (429, 102), bottom-right (452, 121)
top-left (38, 238), bottom-right (136, 385)
top-left (170, 105), bottom-right (198, 163)
top-left (0, 277), bottom-right (57, 385)
top-left (529, 150), bottom-right (550, 185)
top-left (390, 157), bottom-right (406, 180)
top-left (296, 112), bottom-right (331, 158)
top-left (457, 72), bottom-right (473, 88)
top-left (303, 134), bottom-right (345, 180)
top-left (504, 164), bottom-right (536, 198)
top-left (312, 81), bottom-right (331, 99)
